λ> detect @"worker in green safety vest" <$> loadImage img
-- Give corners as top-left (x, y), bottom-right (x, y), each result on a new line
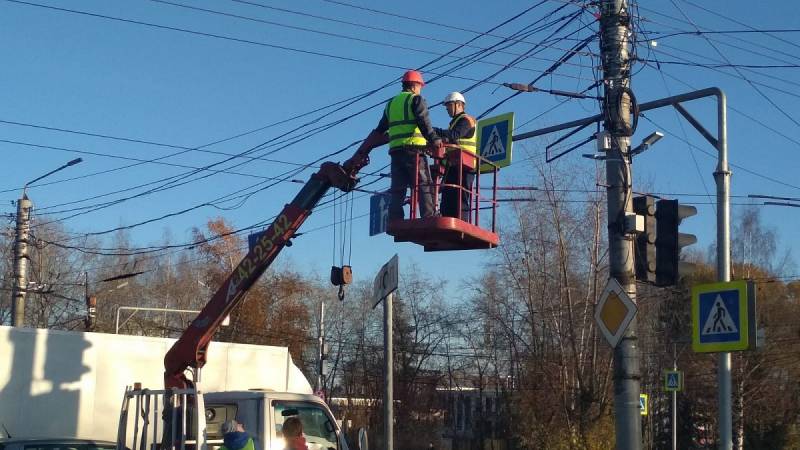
top-left (371, 70), bottom-right (441, 220)
top-left (434, 91), bottom-right (477, 220)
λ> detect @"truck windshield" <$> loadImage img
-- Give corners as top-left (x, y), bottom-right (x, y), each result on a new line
top-left (272, 401), bottom-right (343, 450)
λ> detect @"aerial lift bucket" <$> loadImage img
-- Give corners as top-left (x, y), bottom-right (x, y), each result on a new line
top-left (386, 145), bottom-right (500, 252)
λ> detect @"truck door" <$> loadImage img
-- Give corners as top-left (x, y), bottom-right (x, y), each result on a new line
top-left (270, 401), bottom-right (347, 450)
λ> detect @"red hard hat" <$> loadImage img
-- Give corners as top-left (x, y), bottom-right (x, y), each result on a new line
top-left (402, 70), bottom-right (425, 86)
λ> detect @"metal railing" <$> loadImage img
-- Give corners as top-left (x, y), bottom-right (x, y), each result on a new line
top-left (117, 385), bottom-right (204, 450)
top-left (115, 306), bottom-right (201, 334)
top-left (409, 145), bottom-right (499, 231)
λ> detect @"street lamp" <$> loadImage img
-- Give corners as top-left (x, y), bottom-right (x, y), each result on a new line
top-left (11, 158), bottom-right (84, 327)
top-left (583, 132), bottom-right (664, 160)
top-left (22, 158), bottom-right (83, 194)
top-left (630, 131), bottom-right (664, 156)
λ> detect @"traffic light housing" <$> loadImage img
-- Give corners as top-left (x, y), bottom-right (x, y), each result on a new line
top-left (633, 195), bottom-right (656, 284)
top-left (655, 199), bottom-right (697, 286)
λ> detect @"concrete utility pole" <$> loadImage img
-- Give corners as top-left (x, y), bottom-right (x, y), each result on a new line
top-left (599, 0), bottom-right (641, 448)
top-left (11, 157), bottom-right (83, 327)
top-left (10, 195), bottom-right (33, 327)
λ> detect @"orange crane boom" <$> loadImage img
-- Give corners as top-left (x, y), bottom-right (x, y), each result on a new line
top-left (164, 134), bottom-right (384, 389)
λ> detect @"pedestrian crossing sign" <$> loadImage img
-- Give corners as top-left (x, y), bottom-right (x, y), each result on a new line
top-left (692, 280), bottom-right (756, 353)
top-left (640, 393), bottom-right (648, 416)
top-left (664, 370), bottom-right (683, 392)
top-left (477, 112), bottom-right (514, 173)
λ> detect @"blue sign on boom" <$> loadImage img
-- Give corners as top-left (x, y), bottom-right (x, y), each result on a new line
top-left (369, 193), bottom-right (390, 236)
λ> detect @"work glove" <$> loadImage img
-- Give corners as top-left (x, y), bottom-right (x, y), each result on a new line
top-left (428, 139), bottom-right (445, 159)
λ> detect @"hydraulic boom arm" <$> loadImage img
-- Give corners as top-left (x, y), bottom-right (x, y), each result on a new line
top-left (164, 132), bottom-right (387, 389)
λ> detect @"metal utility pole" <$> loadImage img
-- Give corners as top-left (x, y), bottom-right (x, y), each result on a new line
top-left (372, 254), bottom-right (398, 450)
top-left (672, 345), bottom-right (678, 450)
top-left (10, 195), bottom-right (33, 327)
top-left (714, 91), bottom-right (732, 450)
top-left (599, 1), bottom-right (641, 448)
top-left (383, 291), bottom-right (394, 450)
top-left (317, 299), bottom-right (326, 394)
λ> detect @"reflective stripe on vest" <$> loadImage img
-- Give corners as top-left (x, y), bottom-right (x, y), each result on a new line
top-left (385, 92), bottom-right (427, 149)
top-left (448, 113), bottom-right (477, 154)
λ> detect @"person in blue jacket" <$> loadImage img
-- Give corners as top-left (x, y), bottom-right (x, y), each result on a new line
top-left (220, 420), bottom-right (255, 450)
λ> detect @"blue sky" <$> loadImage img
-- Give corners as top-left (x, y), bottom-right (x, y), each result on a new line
top-left (2, 0), bottom-right (799, 289)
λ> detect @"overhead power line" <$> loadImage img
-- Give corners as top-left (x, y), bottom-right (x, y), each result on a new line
top-left (637, 3), bottom-right (800, 66)
top-left (148, 0), bottom-right (598, 80)
top-left (2, 0), bottom-right (586, 90)
top-left (667, 0), bottom-right (800, 130)
top-left (636, 60), bottom-right (800, 157)
top-left (0, 138), bottom-right (274, 181)
top-left (4, 2), bottom-right (588, 223)
top-left (640, 40), bottom-right (800, 91)
top-left (639, 114), bottom-right (800, 193)
top-left (226, 0), bottom-right (599, 60)
top-left (28, 0), bottom-right (567, 237)
top-left (647, 28), bottom-right (800, 39)
top-left (321, 0), bottom-right (589, 47)
top-left (678, 0), bottom-right (800, 52)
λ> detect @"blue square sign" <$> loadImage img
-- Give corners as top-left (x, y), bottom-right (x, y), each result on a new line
top-left (692, 280), bottom-right (755, 353)
top-left (369, 193), bottom-right (389, 236)
top-left (697, 289), bottom-right (741, 344)
top-left (477, 112), bottom-right (514, 173)
top-left (481, 121), bottom-right (508, 163)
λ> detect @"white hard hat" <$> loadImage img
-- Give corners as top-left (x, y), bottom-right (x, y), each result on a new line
top-left (443, 91), bottom-right (466, 105)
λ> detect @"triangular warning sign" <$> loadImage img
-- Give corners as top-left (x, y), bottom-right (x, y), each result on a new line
top-left (483, 126), bottom-right (505, 157)
top-left (701, 295), bottom-right (738, 335)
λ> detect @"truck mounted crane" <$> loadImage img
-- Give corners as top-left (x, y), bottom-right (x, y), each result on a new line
top-left (116, 131), bottom-right (499, 450)
top-left (163, 133), bottom-right (383, 390)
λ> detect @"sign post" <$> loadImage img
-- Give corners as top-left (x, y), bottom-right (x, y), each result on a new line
top-left (373, 255), bottom-right (399, 450)
top-left (665, 366), bottom-right (683, 450)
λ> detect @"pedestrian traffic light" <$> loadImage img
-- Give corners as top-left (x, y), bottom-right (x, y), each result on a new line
top-left (633, 195), bottom-right (656, 284)
top-left (655, 199), bottom-right (697, 286)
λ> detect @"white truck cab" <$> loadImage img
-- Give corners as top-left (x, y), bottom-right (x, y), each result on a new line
top-left (116, 387), bottom-right (350, 450)
top-left (204, 391), bottom-right (348, 450)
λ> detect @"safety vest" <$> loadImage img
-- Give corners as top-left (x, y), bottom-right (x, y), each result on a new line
top-left (385, 91), bottom-right (427, 149)
top-left (220, 437), bottom-right (255, 450)
top-left (448, 113), bottom-right (477, 154)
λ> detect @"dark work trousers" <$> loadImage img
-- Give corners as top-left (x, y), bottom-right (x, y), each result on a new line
top-left (389, 146), bottom-right (435, 220)
top-left (440, 163), bottom-right (475, 221)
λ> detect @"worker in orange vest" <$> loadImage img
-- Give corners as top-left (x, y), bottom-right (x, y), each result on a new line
top-left (369, 70), bottom-right (441, 220)
top-left (433, 92), bottom-right (477, 220)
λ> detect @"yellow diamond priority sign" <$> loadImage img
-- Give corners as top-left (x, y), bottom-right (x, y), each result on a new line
top-left (595, 278), bottom-right (637, 348)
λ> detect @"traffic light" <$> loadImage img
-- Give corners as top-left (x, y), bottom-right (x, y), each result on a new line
top-left (655, 199), bottom-right (697, 286)
top-left (633, 195), bottom-right (656, 284)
